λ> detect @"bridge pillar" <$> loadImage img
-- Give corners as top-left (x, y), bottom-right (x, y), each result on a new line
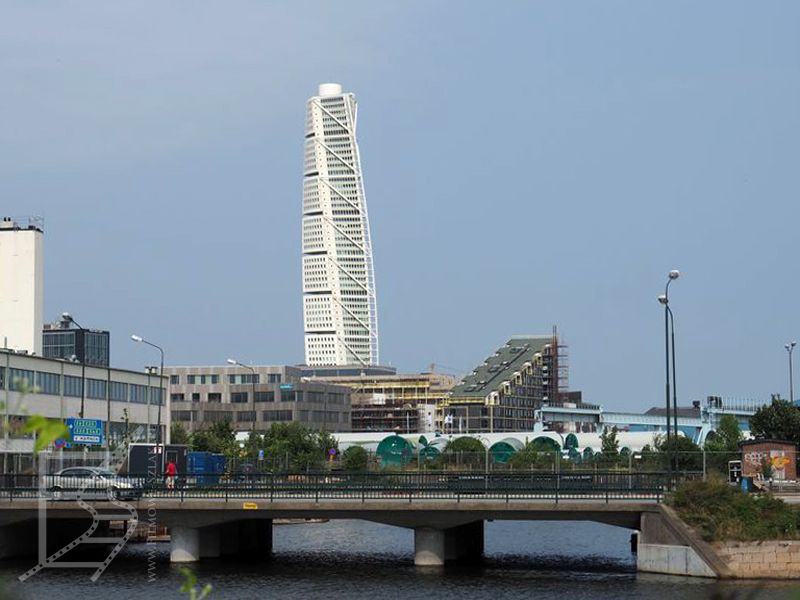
top-left (170, 526), bottom-right (200, 563)
top-left (414, 527), bottom-right (445, 566)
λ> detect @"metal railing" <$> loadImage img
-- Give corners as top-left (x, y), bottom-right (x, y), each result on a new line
top-left (0, 471), bottom-right (700, 503)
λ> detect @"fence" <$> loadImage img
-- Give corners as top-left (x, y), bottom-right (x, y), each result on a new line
top-left (0, 470), bottom-right (692, 503)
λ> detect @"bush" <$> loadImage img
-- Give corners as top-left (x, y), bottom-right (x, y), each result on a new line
top-left (670, 478), bottom-right (800, 541)
top-left (342, 446), bottom-right (369, 472)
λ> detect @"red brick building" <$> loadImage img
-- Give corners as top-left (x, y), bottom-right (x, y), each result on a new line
top-left (740, 439), bottom-right (797, 481)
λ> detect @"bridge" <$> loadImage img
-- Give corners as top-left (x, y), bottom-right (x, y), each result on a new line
top-left (0, 471), bottom-right (728, 578)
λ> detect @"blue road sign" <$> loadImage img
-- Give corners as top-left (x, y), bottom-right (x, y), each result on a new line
top-left (66, 418), bottom-right (104, 446)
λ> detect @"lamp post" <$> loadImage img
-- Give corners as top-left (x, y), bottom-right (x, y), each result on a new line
top-left (786, 341), bottom-right (797, 405)
top-left (658, 269), bottom-right (680, 473)
top-left (61, 313), bottom-right (87, 419)
top-left (227, 359), bottom-right (257, 442)
top-left (131, 335), bottom-right (165, 470)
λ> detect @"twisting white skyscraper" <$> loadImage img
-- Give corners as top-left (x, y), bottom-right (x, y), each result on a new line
top-left (302, 83), bottom-right (379, 366)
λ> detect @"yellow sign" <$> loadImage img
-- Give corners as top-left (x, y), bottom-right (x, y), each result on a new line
top-left (242, 502), bottom-right (258, 510)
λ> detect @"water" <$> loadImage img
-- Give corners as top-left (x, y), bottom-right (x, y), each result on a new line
top-left (0, 520), bottom-right (795, 599)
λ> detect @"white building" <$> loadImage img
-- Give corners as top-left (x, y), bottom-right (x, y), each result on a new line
top-left (0, 217), bottom-right (44, 355)
top-left (302, 83), bottom-right (379, 367)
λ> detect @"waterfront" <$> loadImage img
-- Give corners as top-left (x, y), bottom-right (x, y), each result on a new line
top-left (0, 520), bottom-right (796, 599)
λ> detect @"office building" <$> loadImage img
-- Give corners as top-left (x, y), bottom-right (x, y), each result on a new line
top-left (0, 217), bottom-right (44, 355)
top-left (0, 349), bottom-right (167, 471)
top-left (302, 83), bottom-right (379, 367)
top-left (42, 316), bottom-right (110, 366)
top-left (165, 365), bottom-right (352, 433)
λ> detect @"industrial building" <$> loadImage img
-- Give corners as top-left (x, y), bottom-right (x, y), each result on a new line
top-left (310, 371), bottom-right (458, 433)
top-left (0, 217), bottom-right (44, 355)
top-left (0, 348), bottom-right (167, 471)
top-left (165, 365), bottom-right (352, 433)
top-left (302, 83), bottom-right (379, 367)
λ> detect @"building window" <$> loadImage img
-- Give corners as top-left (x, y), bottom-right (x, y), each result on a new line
top-left (236, 411), bottom-right (256, 422)
top-left (208, 393), bottom-right (222, 403)
top-left (172, 410), bottom-right (196, 422)
top-left (150, 387), bottom-right (164, 405)
top-left (171, 393), bottom-right (185, 402)
top-left (64, 375), bottom-right (83, 398)
top-left (170, 375), bottom-right (180, 385)
top-left (192, 393), bottom-right (201, 402)
top-left (205, 411), bottom-right (233, 422)
top-left (262, 410), bottom-right (293, 422)
top-left (268, 374), bottom-right (282, 383)
top-left (228, 374), bottom-right (260, 385)
top-left (210, 374), bottom-right (219, 384)
top-left (110, 381), bottom-right (128, 402)
top-left (35, 371), bottom-right (60, 395)
top-left (187, 375), bottom-right (196, 385)
top-left (231, 392), bottom-right (248, 404)
top-left (130, 384), bottom-right (147, 403)
top-left (254, 391), bottom-right (274, 403)
top-left (9, 368), bottom-right (34, 391)
top-left (0, 367), bottom-right (5, 389)
top-left (87, 378), bottom-right (107, 399)
top-left (281, 391), bottom-right (297, 402)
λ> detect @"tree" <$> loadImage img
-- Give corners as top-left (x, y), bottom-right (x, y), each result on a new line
top-left (342, 446), bottom-right (369, 471)
top-left (704, 414), bottom-right (743, 454)
top-left (657, 435), bottom-right (704, 471)
top-left (191, 420), bottom-right (238, 456)
top-left (749, 398), bottom-right (800, 444)
top-left (171, 423), bottom-right (191, 446)
top-left (260, 422), bottom-right (336, 471)
top-left (443, 436), bottom-right (485, 469)
top-left (508, 439), bottom-right (559, 470)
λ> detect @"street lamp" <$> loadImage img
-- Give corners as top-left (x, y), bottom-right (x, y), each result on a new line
top-left (658, 269), bottom-right (680, 473)
top-left (61, 313), bottom-right (87, 419)
top-left (227, 359), bottom-right (257, 441)
top-left (786, 341), bottom-right (797, 405)
top-left (131, 335), bottom-right (165, 469)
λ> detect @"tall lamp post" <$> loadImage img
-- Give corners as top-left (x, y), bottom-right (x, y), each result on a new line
top-left (786, 341), bottom-right (797, 405)
top-left (227, 359), bottom-right (257, 442)
top-left (61, 313), bottom-right (87, 419)
top-left (657, 269), bottom-right (680, 473)
top-left (131, 335), bottom-right (165, 469)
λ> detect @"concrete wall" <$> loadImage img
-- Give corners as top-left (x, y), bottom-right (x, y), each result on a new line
top-left (714, 540), bottom-right (800, 578)
top-left (637, 542), bottom-right (717, 577)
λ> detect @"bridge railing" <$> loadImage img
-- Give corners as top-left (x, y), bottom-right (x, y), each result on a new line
top-left (0, 471), bottom-right (702, 503)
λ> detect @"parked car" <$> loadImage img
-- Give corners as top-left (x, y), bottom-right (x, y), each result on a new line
top-left (48, 467), bottom-right (139, 501)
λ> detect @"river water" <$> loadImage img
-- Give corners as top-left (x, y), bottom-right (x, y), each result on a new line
top-left (0, 519), bottom-right (795, 599)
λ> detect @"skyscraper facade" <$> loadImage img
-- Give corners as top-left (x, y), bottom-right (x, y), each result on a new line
top-left (302, 83), bottom-right (379, 367)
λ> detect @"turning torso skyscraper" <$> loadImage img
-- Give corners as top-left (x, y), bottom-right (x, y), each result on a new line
top-left (302, 83), bottom-right (379, 367)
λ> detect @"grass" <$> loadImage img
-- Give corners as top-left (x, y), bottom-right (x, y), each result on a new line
top-left (669, 478), bottom-right (800, 542)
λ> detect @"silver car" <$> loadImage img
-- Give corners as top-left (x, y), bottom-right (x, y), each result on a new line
top-left (48, 467), bottom-right (137, 501)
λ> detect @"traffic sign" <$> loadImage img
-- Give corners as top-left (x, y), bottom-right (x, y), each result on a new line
top-left (66, 418), bottom-right (104, 446)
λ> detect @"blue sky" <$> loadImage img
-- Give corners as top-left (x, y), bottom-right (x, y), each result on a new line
top-left (2, 1), bottom-right (798, 411)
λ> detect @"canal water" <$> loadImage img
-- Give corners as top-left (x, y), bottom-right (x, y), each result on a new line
top-left (0, 520), bottom-right (796, 599)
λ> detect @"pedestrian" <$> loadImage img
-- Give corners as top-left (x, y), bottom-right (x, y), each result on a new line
top-left (165, 460), bottom-right (177, 490)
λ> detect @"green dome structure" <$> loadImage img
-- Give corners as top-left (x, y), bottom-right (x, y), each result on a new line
top-left (489, 438), bottom-right (524, 464)
top-left (376, 435), bottom-right (415, 467)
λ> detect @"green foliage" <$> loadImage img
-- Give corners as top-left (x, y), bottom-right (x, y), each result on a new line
top-left (704, 415), bottom-right (744, 474)
top-left (600, 428), bottom-right (619, 457)
top-left (342, 446), bottom-right (368, 471)
top-left (178, 568), bottom-right (213, 600)
top-left (191, 420), bottom-right (238, 456)
top-left (260, 422), bottom-right (337, 471)
top-left (22, 415), bottom-right (69, 452)
top-left (750, 398), bottom-right (800, 444)
top-left (170, 423), bottom-right (191, 446)
top-left (507, 439), bottom-right (557, 470)
top-left (444, 437), bottom-right (485, 453)
top-left (443, 437), bottom-right (485, 469)
top-left (670, 478), bottom-right (800, 541)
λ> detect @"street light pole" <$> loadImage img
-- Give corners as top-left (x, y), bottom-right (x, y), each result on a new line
top-left (786, 341), bottom-right (797, 405)
top-left (61, 313), bottom-right (86, 419)
top-left (131, 335), bottom-right (165, 471)
top-left (227, 359), bottom-right (257, 442)
top-left (658, 269), bottom-right (680, 474)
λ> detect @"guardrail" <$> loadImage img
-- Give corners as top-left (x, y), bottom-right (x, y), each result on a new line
top-left (0, 471), bottom-right (701, 503)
